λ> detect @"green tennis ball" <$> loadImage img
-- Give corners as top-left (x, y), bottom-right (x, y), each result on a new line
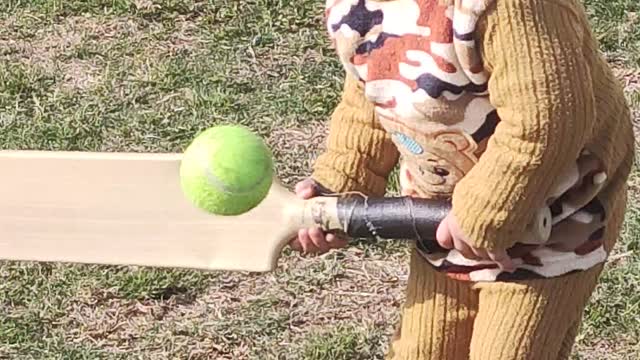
top-left (179, 125), bottom-right (274, 216)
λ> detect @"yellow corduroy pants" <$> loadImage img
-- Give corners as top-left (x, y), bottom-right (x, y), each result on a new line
top-left (386, 251), bottom-right (603, 360)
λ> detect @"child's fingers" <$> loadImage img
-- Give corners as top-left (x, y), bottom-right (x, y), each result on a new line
top-left (453, 238), bottom-right (480, 260)
top-left (471, 247), bottom-right (489, 260)
top-left (294, 178), bottom-right (311, 193)
top-left (326, 233), bottom-right (349, 248)
top-left (297, 228), bottom-right (318, 254)
top-left (309, 227), bottom-right (331, 253)
top-left (436, 221), bottom-right (454, 249)
top-left (488, 250), bottom-right (515, 272)
top-left (289, 238), bottom-right (303, 252)
top-left (296, 186), bottom-right (315, 200)
top-left (294, 179), bottom-right (318, 199)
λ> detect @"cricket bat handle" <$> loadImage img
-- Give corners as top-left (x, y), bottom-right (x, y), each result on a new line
top-left (293, 196), bottom-right (552, 247)
top-left (292, 196), bottom-right (448, 242)
top-left (335, 196), bottom-right (449, 241)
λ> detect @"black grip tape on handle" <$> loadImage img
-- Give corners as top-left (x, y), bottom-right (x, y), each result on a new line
top-left (336, 196), bottom-right (451, 252)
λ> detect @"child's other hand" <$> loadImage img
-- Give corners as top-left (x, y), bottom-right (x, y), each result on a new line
top-left (436, 213), bottom-right (515, 272)
top-left (288, 178), bottom-right (349, 255)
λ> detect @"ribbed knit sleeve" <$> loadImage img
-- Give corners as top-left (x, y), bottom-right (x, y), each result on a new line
top-left (451, 0), bottom-right (596, 250)
top-left (312, 74), bottom-right (400, 196)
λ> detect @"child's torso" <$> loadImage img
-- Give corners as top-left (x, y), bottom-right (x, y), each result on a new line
top-left (325, 0), bottom-right (620, 282)
top-left (326, 0), bottom-right (495, 198)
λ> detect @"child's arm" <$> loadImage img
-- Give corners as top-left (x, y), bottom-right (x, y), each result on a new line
top-left (290, 74), bottom-right (399, 254)
top-left (311, 73), bottom-right (400, 197)
top-left (451, 0), bottom-right (597, 251)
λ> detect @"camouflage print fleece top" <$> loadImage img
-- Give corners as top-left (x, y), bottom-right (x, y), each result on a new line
top-left (312, 0), bottom-right (635, 281)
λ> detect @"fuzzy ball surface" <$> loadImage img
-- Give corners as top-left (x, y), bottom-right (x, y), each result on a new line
top-left (180, 125), bottom-right (274, 216)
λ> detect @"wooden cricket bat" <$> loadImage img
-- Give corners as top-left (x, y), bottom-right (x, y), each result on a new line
top-left (0, 150), bottom-right (451, 272)
top-left (0, 151), bottom-right (550, 272)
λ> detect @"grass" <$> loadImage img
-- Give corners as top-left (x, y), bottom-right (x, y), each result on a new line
top-left (583, 0), bottom-right (640, 65)
top-left (0, 0), bottom-right (638, 359)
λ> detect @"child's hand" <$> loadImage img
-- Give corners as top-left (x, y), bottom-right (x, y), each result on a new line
top-left (288, 178), bottom-right (349, 254)
top-left (436, 213), bottom-right (515, 272)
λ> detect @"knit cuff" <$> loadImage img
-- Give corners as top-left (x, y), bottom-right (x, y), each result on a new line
top-left (451, 181), bottom-right (522, 251)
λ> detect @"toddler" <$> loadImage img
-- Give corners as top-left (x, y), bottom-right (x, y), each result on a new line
top-left (289, 0), bottom-right (635, 359)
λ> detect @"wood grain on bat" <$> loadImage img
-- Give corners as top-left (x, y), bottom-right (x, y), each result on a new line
top-left (0, 151), bottom-right (303, 272)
